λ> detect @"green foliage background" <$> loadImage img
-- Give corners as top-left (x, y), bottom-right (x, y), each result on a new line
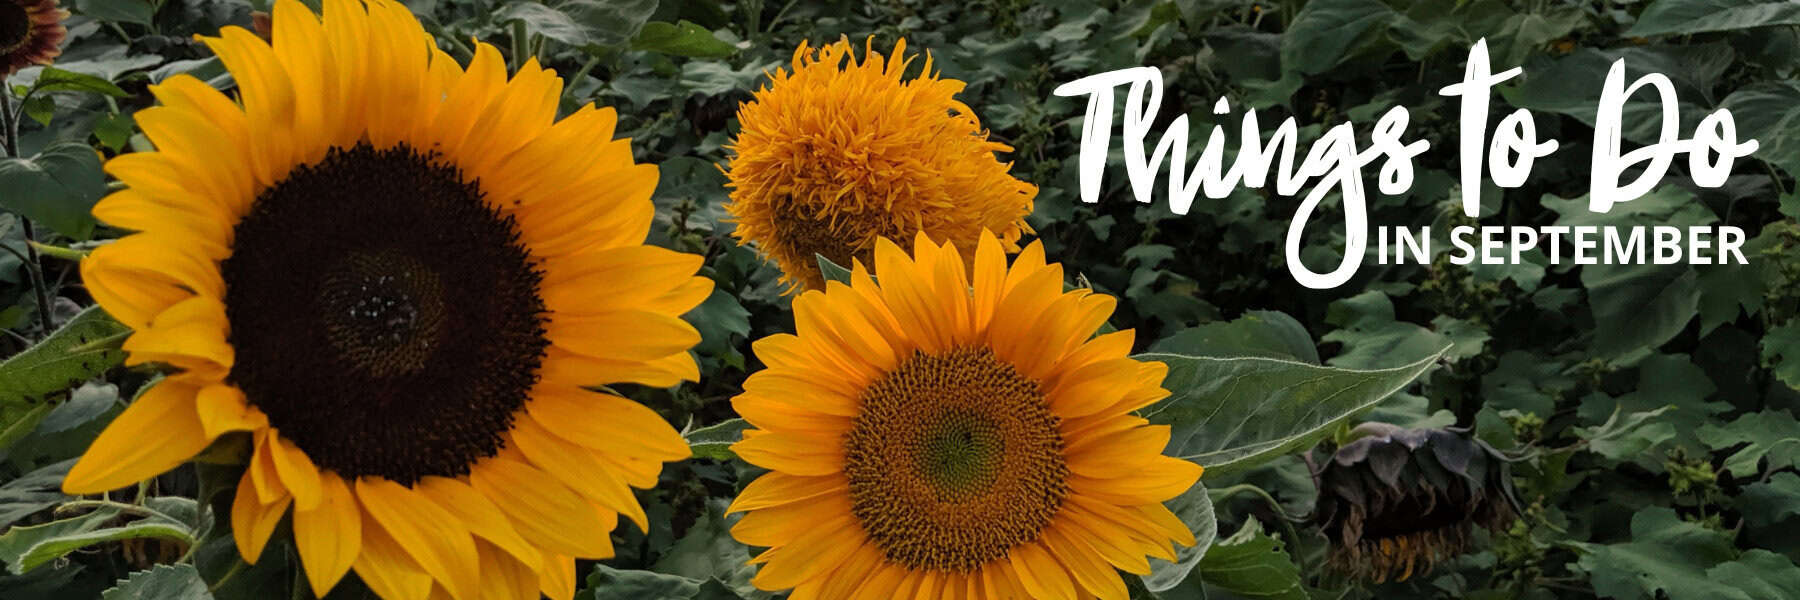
top-left (3, 0), bottom-right (1800, 598)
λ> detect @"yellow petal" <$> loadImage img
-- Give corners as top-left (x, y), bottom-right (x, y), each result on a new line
top-left (477, 541), bottom-right (540, 600)
top-left (468, 457), bottom-right (613, 558)
top-left (248, 430), bottom-right (289, 504)
top-left (121, 295), bottom-right (233, 373)
top-left (1041, 526), bottom-right (1128, 600)
top-left (413, 476), bottom-right (540, 566)
top-left (536, 553), bottom-right (576, 600)
top-left (63, 380), bottom-right (209, 494)
top-left (1009, 542), bottom-right (1077, 600)
top-left (731, 430), bottom-right (842, 476)
top-left (194, 384), bottom-right (268, 439)
top-left (266, 432), bottom-right (322, 510)
top-left (293, 472), bottom-right (360, 595)
top-left (747, 509), bottom-right (858, 590)
top-left (525, 388), bottom-right (688, 461)
top-left (355, 478), bottom-right (481, 600)
top-left (507, 416), bottom-right (650, 531)
top-left (544, 310), bottom-right (701, 363)
top-left (353, 508), bottom-right (435, 600)
top-left (726, 472), bottom-right (846, 514)
top-left (231, 475), bottom-right (291, 564)
top-left (1068, 457), bottom-right (1203, 506)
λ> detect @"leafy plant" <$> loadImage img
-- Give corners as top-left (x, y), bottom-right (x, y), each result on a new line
top-left (2, 0), bottom-right (1799, 598)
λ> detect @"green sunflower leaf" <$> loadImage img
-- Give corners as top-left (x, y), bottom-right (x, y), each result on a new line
top-left (1697, 409), bottom-right (1800, 478)
top-left (496, 0), bottom-right (656, 51)
top-left (28, 68), bottom-right (129, 99)
top-left (582, 565), bottom-right (746, 600)
top-left (0, 460), bottom-right (73, 530)
top-left (684, 418), bottom-right (749, 461)
top-left (1194, 518), bottom-right (1307, 600)
top-left (0, 305), bottom-right (131, 410)
top-left (69, 0), bottom-right (156, 26)
top-left (634, 21), bottom-right (739, 58)
top-left (1141, 480), bottom-right (1215, 592)
top-left (1138, 345), bottom-right (1448, 478)
top-left (100, 564), bottom-right (212, 600)
top-left (816, 253), bottom-right (853, 286)
top-left (0, 142), bottom-right (109, 241)
top-left (0, 498), bottom-right (199, 575)
top-left (1628, 0), bottom-right (1800, 37)
top-left (1570, 506), bottom-right (1800, 600)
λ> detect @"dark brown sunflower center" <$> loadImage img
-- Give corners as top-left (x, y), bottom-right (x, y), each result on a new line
top-left (0, 2), bottom-right (29, 53)
top-left (844, 347), bottom-right (1068, 572)
top-left (318, 249), bottom-right (447, 378)
top-left (772, 200), bottom-right (874, 277)
top-left (221, 143), bottom-right (548, 486)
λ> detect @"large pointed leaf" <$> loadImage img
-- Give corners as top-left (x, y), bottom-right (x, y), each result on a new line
top-left (0, 305), bottom-right (131, 408)
top-left (683, 418), bottom-right (748, 461)
top-left (101, 564), bottom-right (211, 600)
top-left (1139, 346), bottom-right (1448, 477)
top-left (0, 498), bottom-right (200, 574)
top-left (0, 142), bottom-right (109, 240)
top-left (0, 304), bottom-right (130, 407)
top-left (1628, 0), bottom-right (1800, 36)
top-left (1141, 481), bottom-right (1215, 592)
top-left (1194, 519), bottom-right (1307, 600)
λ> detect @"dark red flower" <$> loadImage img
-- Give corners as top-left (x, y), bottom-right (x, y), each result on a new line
top-left (1, 0), bottom-right (67, 79)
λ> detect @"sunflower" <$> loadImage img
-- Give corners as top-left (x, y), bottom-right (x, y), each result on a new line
top-left (727, 232), bottom-right (1202, 599)
top-left (0, 0), bottom-right (66, 78)
top-left (722, 37), bottom-right (1037, 292)
top-left (58, 1), bottom-right (712, 599)
top-left (1314, 424), bottom-right (1517, 583)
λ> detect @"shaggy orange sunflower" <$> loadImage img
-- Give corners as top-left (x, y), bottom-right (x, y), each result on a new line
top-left (723, 37), bottom-right (1037, 291)
top-left (728, 232), bottom-right (1202, 599)
top-left (0, 0), bottom-right (66, 77)
top-left (59, 1), bottom-right (711, 599)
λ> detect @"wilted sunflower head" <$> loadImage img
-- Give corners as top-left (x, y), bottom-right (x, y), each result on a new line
top-left (1313, 423), bottom-right (1517, 584)
top-left (0, 0), bottom-right (67, 78)
top-left (723, 36), bottom-right (1037, 291)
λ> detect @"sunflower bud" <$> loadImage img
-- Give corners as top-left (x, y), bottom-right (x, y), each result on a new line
top-left (1313, 423), bottom-right (1518, 583)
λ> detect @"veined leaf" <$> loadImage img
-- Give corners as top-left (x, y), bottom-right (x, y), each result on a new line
top-left (1139, 345), bottom-right (1448, 477)
top-left (0, 142), bottom-right (109, 240)
top-left (0, 498), bottom-right (199, 575)
top-left (1140, 481), bottom-right (1215, 592)
top-left (634, 21), bottom-right (738, 58)
top-left (0, 305), bottom-right (131, 409)
top-left (816, 253), bottom-right (853, 286)
top-left (1194, 518), bottom-right (1307, 600)
top-left (684, 418), bottom-right (749, 461)
top-left (1629, 0), bottom-right (1800, 36)
top-left (101, 564), bottom-right (212, 600)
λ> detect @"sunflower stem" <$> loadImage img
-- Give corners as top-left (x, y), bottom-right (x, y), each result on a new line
top-left (563, 53), bottom-right (602, 100)
top-left (1211, 483), bottom-right (1309, 571)
top-left (56, 499), bottom-right (165, 519)
top-left (510, 21), bottom-right (528, 71)
top-left (17, 218), bottom-right (56, 338)
top-left (28, 240), bottom-right (87, 261)
top-left (0, 79), bottom-right (17, 158)
top-left (0, 83), bottom-right (54, 337)
top-left (207, 560), bottom-right (246, 593)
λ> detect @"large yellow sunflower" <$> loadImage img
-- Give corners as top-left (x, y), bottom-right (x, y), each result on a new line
top-left (0, 0), bottom-right (66, 77)
top-left (722, 37), bottom-right (1038, 292)
top-left (59, 2), bottom-right (712, 599)
top-left (727, 232), bottom-right (1202, 599)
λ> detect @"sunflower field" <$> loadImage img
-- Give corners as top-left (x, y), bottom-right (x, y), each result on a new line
top-left (2, 0), bottom-right (1800, 598)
